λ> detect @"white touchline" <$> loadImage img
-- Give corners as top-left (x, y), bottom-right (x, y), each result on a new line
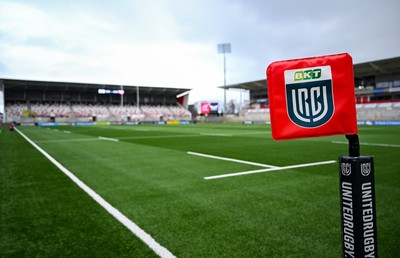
top-left (98, 136), bottom-right (119, 142)
top-left (204, 160), bottom-right (336, 180)
top-left (187, 151), bottom-right (278, 168)
top-left (14, 127), bottom-right (175, 258)
top-left (332, 141), bottom-right (400, 148)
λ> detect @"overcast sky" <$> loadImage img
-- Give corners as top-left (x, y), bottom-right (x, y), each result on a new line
top-left (1, 0), bottom-right (399, 104)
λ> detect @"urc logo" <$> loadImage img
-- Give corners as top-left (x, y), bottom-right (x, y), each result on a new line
top-left (285, 66), bottom-right (334, 128)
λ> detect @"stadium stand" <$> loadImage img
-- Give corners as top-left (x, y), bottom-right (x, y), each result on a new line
top-left (4, 101), bottom-right (191, 123)
top-left (356, 102), bottom-right (400, 121)
top-left (241, 108), bottom-right (270, 123)
top-left (239, 101), bottom-right (400, 123)
top-left (30, 102), bottom-right (71, 117)
top-left (140, 105), bottom-right (191, 121)
top-left (1, 79), bottom-right (192, 124)
top-left (169, 105), bottom-right (192, 118)
top-left (1, 56), bottom-right (399, 125)
top-left (5, 102), bottom-right (28, 117)
top-left (72, 104), bottom-right (109, 118)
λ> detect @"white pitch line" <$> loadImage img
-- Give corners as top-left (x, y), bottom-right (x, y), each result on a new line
top-left (35, 138), bottom-right (100, 143)
top-left (200, 133), bottom-right (232, 137)
top-left (187, 151), bottom-right (278, 168)
top-left (204, 160), bottom-right (336, 180)
top-left (64, 130), bottom-right (71, 134)
top-left (36, 134), bottom-right (201, 143)
top-left (332, 141), bottom-right (400, 148)
top-left (231, 132), bottom-right (270, 136)
top-left (14, 127), bottom-right (175, 258)
top-left (98, 136), bottom-right (119, 142)
top-left (118, 134), bottom-right (201, 140)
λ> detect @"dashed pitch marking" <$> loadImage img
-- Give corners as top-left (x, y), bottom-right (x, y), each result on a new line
top-left (14, 127), bottom-right (175, 258)
top-left (188, 151), bottom-right (335, 180)
top-left (98, 136), bottom-right (119, 142)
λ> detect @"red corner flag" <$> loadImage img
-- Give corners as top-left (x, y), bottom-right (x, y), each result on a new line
top-left (267, 53), bottom-right (358, 140)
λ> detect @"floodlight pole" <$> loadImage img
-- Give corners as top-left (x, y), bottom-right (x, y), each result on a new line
top-left (218, 43), bottom-right (231, 116)
top-left (121, 85), bottom-right (124, 108)
top-left (223, 52), bottom-right (226, 114)
top-left (136, 86), bottom-right (140, 115)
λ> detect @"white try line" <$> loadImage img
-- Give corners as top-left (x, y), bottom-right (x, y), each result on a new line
top-left (204, 160), bottom-right (336, 180)
top-left (98, 136), bottom-right (119, 142)
top-left (188, 151), bottom-right (335, 180)
top-left (14, 127), bottom-right (175, 258)
top-left (332, 141), bottom-right (400, 148)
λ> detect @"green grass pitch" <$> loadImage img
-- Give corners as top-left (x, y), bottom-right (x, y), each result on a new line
top-left (1, 123), bottom-right (399, 257)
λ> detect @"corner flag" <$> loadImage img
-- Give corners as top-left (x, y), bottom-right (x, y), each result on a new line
top-left (267, 53), bottom-right (358, 140)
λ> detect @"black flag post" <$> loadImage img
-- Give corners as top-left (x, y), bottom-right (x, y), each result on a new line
top-left (339, 134), bottom-right (378, 258)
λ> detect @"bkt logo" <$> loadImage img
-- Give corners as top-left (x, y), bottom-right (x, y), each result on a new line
top-left (294, 68), bottom-right (322, 81)
top-left (284, 66), bottom-right (334, 128)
